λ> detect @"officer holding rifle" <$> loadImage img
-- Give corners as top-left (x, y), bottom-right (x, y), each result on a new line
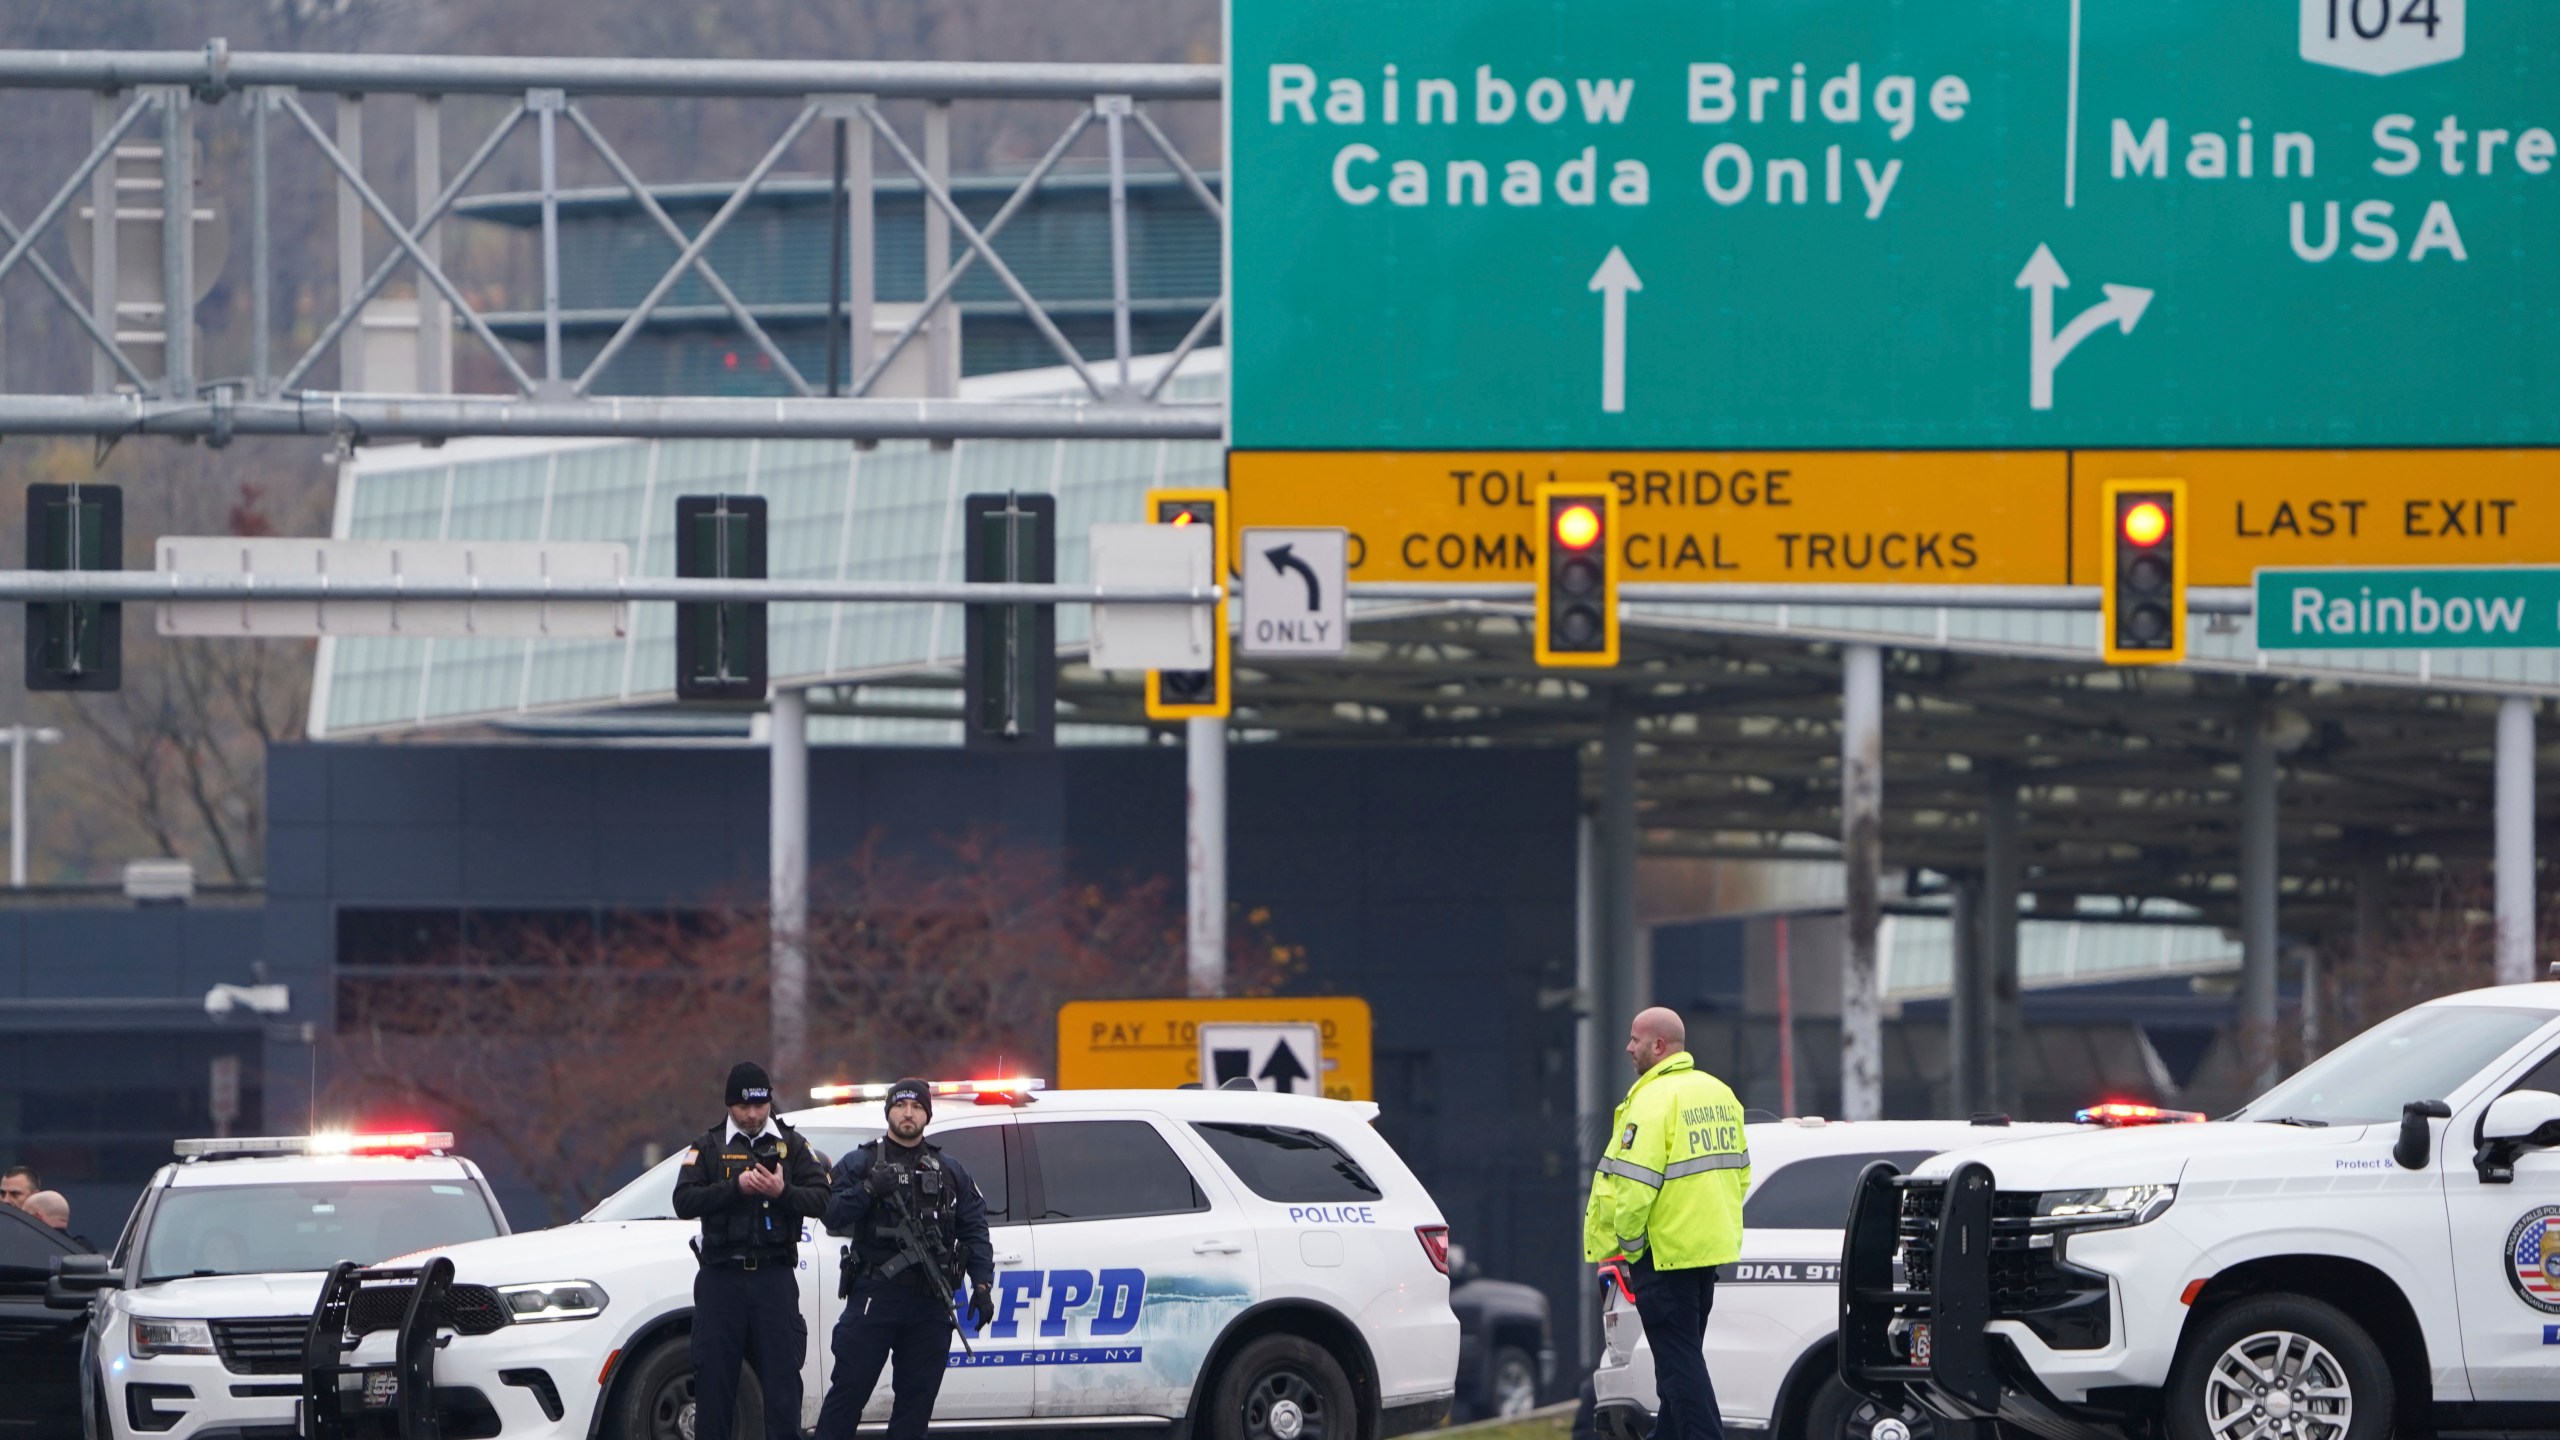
top-left (815, 1078), bottom-right (996, 1440)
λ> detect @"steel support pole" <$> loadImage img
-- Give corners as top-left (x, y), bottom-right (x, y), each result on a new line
top-left (413, 94), bottom-right (450, 394)
top-left (1947, 872), bottom-right (1982, 1117)
top-left (769, 688), bottom-right (809, 1085)
top-left (536, 91), bottom-right (564, 392)
top-left (250, 90), bottom-right (268, 395)
top-left (9, 728), bottom-right (27, 888)
top-left (2240, 710), bottom-right (2281, 1092)
top-left (1982, 768), bottom-right (2022, 1116)
top-left (90, 92), bottom-right (117, 394)
top-left (826, 118), bottom-right (846, 396)
top-left (1601, 698), bottom-right (1639, 1051)
top-left (1186, 714), bottom-right (1226, 997)
top-left (924, 101), bottom-right (956, 399)
top-left (845, 102), bottom-right (874, 390)
top-left (1840, 644), bottom-right (1884, 1121)
top-left (335, 94), bottom-right (363, 392)
top-left (1573, 808), bottom-right (1598, 1365)
top-left (1102, 95), bottom-right (1134, 395)
top-left (2498, 695), bottom-right (2537, 985)
top-left (159, 87), bottom-right (193, 397)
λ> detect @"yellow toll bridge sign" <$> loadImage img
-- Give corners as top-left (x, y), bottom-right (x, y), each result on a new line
top-left (1230, 449), bottom-right (2560, 589)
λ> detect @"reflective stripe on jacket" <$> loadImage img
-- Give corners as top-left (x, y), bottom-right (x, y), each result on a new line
top-left (1581, 1051), bottom-right (1750, 1268)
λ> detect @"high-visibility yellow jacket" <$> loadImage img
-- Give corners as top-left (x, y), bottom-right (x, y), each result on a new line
top-left (1582, 1051), bottom-right (1750, 1269)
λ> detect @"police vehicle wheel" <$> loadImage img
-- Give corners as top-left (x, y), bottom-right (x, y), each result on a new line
top-left (2165, 1295), bottom-right (2390, 1440)
top-left (1211, 1334), bottom-right (1356, 1440)
top-left (606, 1336), bottom-right (763, 1440)
top-left (1489, 1346), bottom-right (1540, 1418)
top-left (1798, 1375), bottom-right (1931, 1440)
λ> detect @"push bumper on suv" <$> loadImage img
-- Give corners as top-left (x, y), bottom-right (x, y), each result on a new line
top-left (298, 1258), bottom-right (516, 1440)
top-left (1841, 1161), bottom-right (2128, 1440)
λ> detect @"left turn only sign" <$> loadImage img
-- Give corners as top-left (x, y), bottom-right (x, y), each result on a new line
top-left (1240, 527), bottom-right (1349, 657)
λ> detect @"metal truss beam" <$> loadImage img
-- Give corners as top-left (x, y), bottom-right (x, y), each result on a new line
top-left (0, 395), bottom-right (1222, 442)
top-left (0, 572), bottom-right (1217, 605)
top-left (0, 48), bottom-right (1220, 100)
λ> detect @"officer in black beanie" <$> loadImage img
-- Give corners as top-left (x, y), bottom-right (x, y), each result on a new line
top-left (814, 1078), bottom-right (995, 1440)
top-left (674, 1061), bottom-right (829, 1440)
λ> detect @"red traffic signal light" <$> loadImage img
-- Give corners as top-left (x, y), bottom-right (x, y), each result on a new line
top-left (1554, 502), bottom-right (1603, 552)
top-left (1535, 484), bottom-right (1618, 667)
top-left (2121, 500), bottom-right (2169, 548)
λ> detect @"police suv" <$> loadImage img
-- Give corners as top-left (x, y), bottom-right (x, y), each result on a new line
top-left (49, 1131), bottom-right (510, 1440)
top-left (1591, 1116), bottom-right (2079, 1440)
top-left (1843, 982), bottom-right (2560, 1440)
top-left (339, 1080), bottom-right (1459, 1440)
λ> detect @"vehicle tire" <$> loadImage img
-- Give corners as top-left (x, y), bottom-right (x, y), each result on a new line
top-left (604, 1335), bottom-right (763, 1440)
top-left (1797, 1375), bottom-right (1933, 1440)
top-left (1487, 1344), bottom-right (1540, 1419)
top-left (2164, 1294), bottom-right (2392, 1440)
top-left (1209, 1334), bottom-right (1358, 1440)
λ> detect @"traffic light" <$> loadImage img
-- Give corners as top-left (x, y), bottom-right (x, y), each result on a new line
top-left (1535, 482), bottom-right (1618, 667)
top-left (674, 494), bottom-right (767, 700)
top-left (1143, 487), bottom-right (1229, 720)
top-left (2100, 479), bottom-right (2187, 666)
top-left (963, 492), bottom-right (1056, 748)
top-left (25, 484), bottom-right (121, 693)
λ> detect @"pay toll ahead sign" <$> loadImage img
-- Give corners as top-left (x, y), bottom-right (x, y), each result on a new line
top-left (1056, 997), bottom-right (1373, 1101)
top-left (1227, 0), bottom-right (2559, 451)
top-left (1230, 448), bottom-right (2560, 586)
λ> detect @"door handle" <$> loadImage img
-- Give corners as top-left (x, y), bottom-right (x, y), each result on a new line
top-left (1193, 1240), bottom-right (1243, 1255)
top-left (994, 1252), bottom-right (1027, 1266)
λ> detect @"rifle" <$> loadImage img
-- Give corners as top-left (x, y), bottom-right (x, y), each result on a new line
top-left (842, 1158), bottom-right (974, 1354)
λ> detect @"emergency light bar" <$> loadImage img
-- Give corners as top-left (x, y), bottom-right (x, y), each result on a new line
top-left (807, 1078), bottom-right (1046, 1106)
top-left (173, 1132), bottom-right (455, 1159)
top-left (2074, 1103), bottom-right (2207, 1127)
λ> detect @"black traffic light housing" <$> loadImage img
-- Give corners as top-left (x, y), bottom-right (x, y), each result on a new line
top-left (26, 484), bottom-right (121, 693)
top-left (963, 492), bottom-right (1057, 748)
top-left (674, 494), bottom-right (768, 700)
top-left (2100, 479), bottom-right (2187, 666)
top-left (1534, 482), bottom-right (1618, 667)
top-left (1144, 488), bottom-right (1229, 720)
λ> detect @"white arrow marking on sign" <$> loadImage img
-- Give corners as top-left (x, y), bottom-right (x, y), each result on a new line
top-left (1589, 247), bottom-right (1642, 415)
top-left (2015, 243), bottom-right (2153, 411)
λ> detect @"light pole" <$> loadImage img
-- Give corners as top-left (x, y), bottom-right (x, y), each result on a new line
top-left (3, 724), bottom-right (62, 887)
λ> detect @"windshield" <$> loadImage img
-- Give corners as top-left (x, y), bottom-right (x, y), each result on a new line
top-left (2237, 1004), bottom-right (2553, 1126)
top-left (583, 1125), bottom-right (880, 1221)
top-left (139, 1181), bottom-right (500, 1283)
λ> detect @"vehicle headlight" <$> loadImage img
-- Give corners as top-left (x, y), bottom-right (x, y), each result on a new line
top-left (130, 1317), bottom-right (216, 1357)
top-left (496, 1280), bottom-right (609, 1323)
top-left (2031, 1184), bottom-right (2175, 1230)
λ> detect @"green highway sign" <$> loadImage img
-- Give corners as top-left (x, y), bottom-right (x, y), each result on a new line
top-left (2256, 566), bottom-right (2560, 649)
top-left (1228, 0), bottom-right (2560, 450)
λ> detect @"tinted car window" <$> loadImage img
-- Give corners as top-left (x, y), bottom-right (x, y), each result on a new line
top-left (1029, 1121), bottom-right (1206, 1221)
top-left (1192, 1123), bottom-right (1381, 1202)
top-left (2509, 1048), bottom-right (2560, 1097)
top-left (931, 1125), bottom-right (1010, 1223)
top-left (0, 1206), bottom-right (72, 1268)
top-left (1742, 1151), bottom-right (1936, 1230)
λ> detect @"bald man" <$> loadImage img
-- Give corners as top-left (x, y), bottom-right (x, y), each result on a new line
top-left (1583, 1007), bottom-right (1750, 1440)
top-left (25, 1190), bottom-right (93, 1253)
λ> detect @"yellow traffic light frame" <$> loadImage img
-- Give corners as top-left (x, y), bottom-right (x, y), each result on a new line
top-left (2099, 478), bottom-right (2188, 667)
top-left (1534, 481), bottom-right (1621, 668)
top-left (1143, 487), bottom-right (1231, 720)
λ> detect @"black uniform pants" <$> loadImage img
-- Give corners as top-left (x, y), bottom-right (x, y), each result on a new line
top-left (691, 1259), bottom-right (806, 1440)
top-left (1630, 1253), bottom-right (1722, 1440)
top-left (816, 1278), bottom-right (953, 1440)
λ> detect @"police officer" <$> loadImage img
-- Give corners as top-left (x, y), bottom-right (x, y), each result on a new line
top-left (1584, 1008), bottom-right (1749, 1440)
top-left (674, 1062), bottom-right (830, 1440)
top-left (815, 1078), bottom-right (996, 1440)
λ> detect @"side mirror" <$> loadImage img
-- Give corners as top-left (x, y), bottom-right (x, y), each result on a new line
top-left (2475, 1089), bottom-right (2560, 1184)
top-left (2394, 1099), bottom-right (2451, 1170)
top-left (45, 1253), bottom-right (122, 1310)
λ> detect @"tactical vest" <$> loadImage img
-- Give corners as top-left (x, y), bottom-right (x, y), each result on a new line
top-left (845, 1140), bottom-right (964, 1290)
top-left (696, 1120), bottom-right (803, 1265)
